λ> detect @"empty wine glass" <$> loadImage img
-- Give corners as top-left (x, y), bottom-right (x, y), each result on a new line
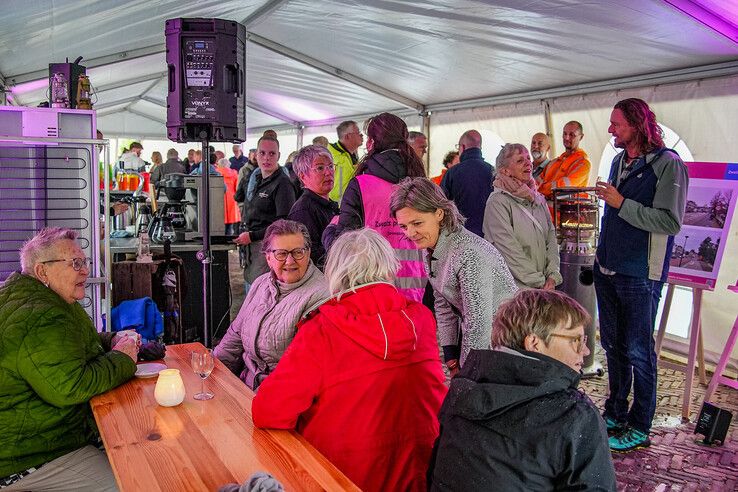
top-left (191, 349), bottom-right (215, 400)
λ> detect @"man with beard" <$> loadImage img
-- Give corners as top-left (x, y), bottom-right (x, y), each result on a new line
top-left (530, 132), bottom-right (552, 180)
top-left (537, 121), bottom-right (591, 203)
top-left (594, 98), bottom-right (688, 452)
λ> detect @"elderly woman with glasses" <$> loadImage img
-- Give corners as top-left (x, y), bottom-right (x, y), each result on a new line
top-left (0, 228), bottom-right (138, 491)
top-left (214, 219), bottom-right (329, 390)
top-left (390, 177), bottom-right (518, 375)
top-left (483, 143), bottom-right (562, 290)
top-left (428, 289), bottom-right (616, 491)
top-left (287, 145), bottom-right (339, 269)
top-left (253, 228), bottom-right (446, 491)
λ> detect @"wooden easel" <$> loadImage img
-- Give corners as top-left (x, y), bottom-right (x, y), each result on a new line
top-left (654, 279), bottom-right (712, 421)
top-left (703, 285), bottom-right (738, 401)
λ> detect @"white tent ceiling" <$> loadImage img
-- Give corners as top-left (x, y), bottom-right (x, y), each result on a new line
top-left (1, 0), bottom-right (737, 138)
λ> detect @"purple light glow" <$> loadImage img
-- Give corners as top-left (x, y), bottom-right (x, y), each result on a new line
top-left (10, 78), bottom-right (48, 94)
top-left (253, 90), bottom-right (332, 122)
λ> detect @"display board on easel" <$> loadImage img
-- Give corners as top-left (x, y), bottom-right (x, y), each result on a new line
top-left (668, 162), bottom-right (738, 288)
top-left (655, 161), bottom-right (738, 420)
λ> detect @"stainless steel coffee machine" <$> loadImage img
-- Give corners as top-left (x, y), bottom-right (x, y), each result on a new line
top-left (157, 173), bottom-right (225, 240)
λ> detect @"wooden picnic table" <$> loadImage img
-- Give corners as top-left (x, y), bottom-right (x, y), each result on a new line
top-left (90, 342), bottom-right (360, 491)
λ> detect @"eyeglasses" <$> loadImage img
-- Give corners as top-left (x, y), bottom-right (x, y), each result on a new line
top-left (346, 131), bottom-right (363, 137)
top-left (311, 163), bottom-right (335, 174)
top-left (41, 257), bottom-right (93, 271)
top-left (267, 247), bottom-right (309, 262)
top-left (454, 143), bottom-right (463, 151)
top-left (549, 333), bottom-right (588, 354)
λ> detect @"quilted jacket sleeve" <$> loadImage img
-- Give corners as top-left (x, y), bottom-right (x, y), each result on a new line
top-left (18, 305), bottom-right (136, 408)
top-left (252, 321), bottom-right (324, 429)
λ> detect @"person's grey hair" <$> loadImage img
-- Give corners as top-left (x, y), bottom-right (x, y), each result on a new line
top-left (312, 136), bottom-right (329, 147)
top-left (389, 177), bottom-right (465, 233)
top-left (261, 219), bottom-right (311, 254)
top-left (166, 148), bottom-right (179, 160)
top-left (291, 145), bottom-right (334, 178)
top-left (217, 157), bottom-right (230, 168)
top-left (565, 120), bottom-right (584, 134)
top-left (492, 290), bottom-right (591, 350)
top-left (495, 143), bottom-right (528, 170)
top-left (336, 120), bottom-right (357, 140)
top-left (325, 228), bottom-right (399, 297)
top-left (407, 131), bottom-right (426, 143)
top-left (20, 227), bottom-right (78, 275)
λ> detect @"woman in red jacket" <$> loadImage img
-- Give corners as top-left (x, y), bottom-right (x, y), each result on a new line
top-left (252, 227), bottom-right (447, 491)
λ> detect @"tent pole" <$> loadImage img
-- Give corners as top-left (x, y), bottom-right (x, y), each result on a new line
top-left (543, 99), bottom-right (556, 157)
top-left (421, 111), bottom-right (431, 175)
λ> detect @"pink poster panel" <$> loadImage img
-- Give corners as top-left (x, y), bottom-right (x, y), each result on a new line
top-left (668, 162), bottom-right (738, 289)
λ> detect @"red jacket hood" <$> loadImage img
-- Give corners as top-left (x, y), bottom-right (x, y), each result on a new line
top-left (314, 283), bottom-right (419, 361)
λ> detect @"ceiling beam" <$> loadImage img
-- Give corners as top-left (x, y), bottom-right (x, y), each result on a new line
top-left (661, 0), bottom-right (738, 46)
top-left (95, 72), bottom-right (167, 95)
top-left (141, 96), bottom-right (167, 108)
top-left (247, 101), bottom-right (299, 126)
top-left (95, 95), bottom-right (141, 110)
top-left (8, 44), bottom-right (166, 85)
top-left (127, 108), bottom-right (167, 125)
top-left (246, 32), bottom-right (425, 112)
top-left (425, 60), bottom-right (738, 113)
top-left (240, 0), bottom-right (292, 28)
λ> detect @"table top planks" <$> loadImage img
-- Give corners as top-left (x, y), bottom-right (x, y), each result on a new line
top-left (90, 343), bottom-right (360, 492)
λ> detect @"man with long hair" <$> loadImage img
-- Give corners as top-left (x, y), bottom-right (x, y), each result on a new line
top-left (594, 98), bottom-right (689, 452)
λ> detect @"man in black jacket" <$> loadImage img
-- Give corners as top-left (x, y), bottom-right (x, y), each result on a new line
top-left (429, 289), bottom-right (616, 491)
top-left (441, 130), bottom-right (495, 237)
top-left (234, 137), bottom-right (296, 291)
top-left (287, 145), bottom-right (339, 269)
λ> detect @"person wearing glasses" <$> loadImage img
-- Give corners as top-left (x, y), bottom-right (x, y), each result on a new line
top-left (0, 228), bottom-right (139, 491)
top-left (287, 145), bottom-right (339, 270)
top-left (327, 120), bottom-right (363, 203)
top-left (253, 228), bottom-right (446, 492)
top-left (428, 289), bottom-right (616, 491)
top-left (215, 220), bottom-right (329, 391)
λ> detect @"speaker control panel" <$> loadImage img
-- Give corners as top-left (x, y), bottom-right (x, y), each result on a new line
top-left (184, 39), bottom-right (214, 88)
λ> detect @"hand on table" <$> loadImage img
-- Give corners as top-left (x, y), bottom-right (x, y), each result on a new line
top-left (112, 337), bottom-right (139, 362)
top-left (234, 231), bottom-right (251, 246)
top-left (595, 181), bottom-right (624, 209)
top-left (112, 330), bottom-right (142, 348)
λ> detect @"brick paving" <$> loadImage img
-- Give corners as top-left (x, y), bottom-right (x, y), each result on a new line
top-left (227, 252), bottom-right (738, 490)
top-left (580, 349), bottom-right (738, 492)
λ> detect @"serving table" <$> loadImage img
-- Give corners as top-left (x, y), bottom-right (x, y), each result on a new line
top-left (90, 343), bottom-right (359, 491)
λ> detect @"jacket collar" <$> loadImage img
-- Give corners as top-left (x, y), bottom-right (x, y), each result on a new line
top-left (459, 147), bottom-right (483, 162)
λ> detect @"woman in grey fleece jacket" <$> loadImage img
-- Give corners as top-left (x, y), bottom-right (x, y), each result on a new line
top-left (214, 220), bottom-right (329, 390)
top-left (390, 178), bottom-right (518, 373)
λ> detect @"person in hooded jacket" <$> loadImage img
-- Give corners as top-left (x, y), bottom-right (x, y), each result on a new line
top-left (321, 112), bottom-right (428, 303)
top-left (252, 228), bottom-right (447, 492)
top-left (428, 289), bottom-right (616, 491)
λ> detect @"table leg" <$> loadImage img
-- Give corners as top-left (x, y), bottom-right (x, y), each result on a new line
top-left (655, 283), bottom-right (675, 358)
top-left (681, 288), bottom-right (702, 421)
top-left (704, 314), bottom-right (738, 402)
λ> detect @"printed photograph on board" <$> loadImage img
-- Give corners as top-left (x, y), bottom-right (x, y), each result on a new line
top-left (683, 186), bottom-right (732, 229)
top-left (669, 228), bottom-right (721, 273)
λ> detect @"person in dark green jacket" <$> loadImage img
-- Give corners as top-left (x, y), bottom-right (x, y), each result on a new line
top-left (0, 228), bottom-right (138, 491)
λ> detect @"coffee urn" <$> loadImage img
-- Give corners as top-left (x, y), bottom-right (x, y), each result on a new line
top-left (552, 187), bottom-right (603, 377)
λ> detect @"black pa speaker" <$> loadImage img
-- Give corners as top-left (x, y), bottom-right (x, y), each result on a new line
top-left (165, 18), bottom-right (246, 143)
top-left (695, 401), bottom-right (732, 445)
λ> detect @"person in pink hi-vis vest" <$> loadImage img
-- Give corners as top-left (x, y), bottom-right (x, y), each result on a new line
top-left (322, 112), bottom-right (428, 303)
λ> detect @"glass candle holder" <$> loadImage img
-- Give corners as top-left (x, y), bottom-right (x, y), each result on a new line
top-left (154, 369), bottom-right (185, 407)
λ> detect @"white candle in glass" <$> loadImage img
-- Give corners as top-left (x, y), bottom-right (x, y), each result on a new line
top-left (154, 369), bottom-right (185, 407)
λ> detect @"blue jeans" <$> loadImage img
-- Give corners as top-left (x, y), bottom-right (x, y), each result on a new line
top-left (594, 267), bottom-right (663, 433)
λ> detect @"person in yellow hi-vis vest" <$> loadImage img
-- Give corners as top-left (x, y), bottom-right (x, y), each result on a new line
top-left (536, 121), bottom-right (592, 204)
top-left (328, 120), bottom-right (362, 204)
